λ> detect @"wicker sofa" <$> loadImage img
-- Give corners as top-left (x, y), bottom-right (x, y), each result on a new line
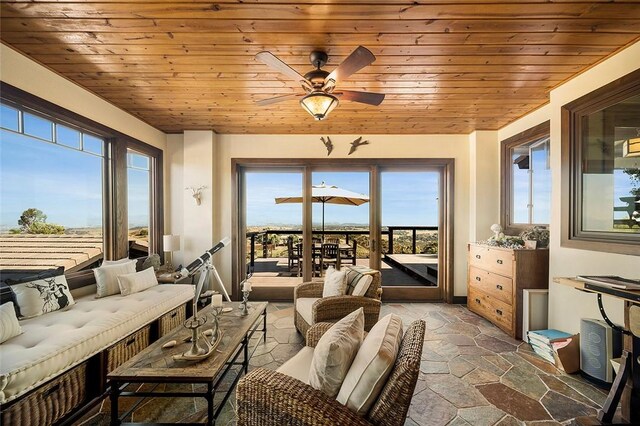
top-left (294, 267), bottom-right (382, 337)
top-left (237, 319), bottom-right (426, 426)
top-left (0, 270), bottom-right (193, 425)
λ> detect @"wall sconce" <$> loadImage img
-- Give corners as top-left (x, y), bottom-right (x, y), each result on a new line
top-left (186, 186), bottom-right (206, 205)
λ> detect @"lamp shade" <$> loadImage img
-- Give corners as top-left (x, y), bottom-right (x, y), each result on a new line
top-left (300, 92), bottom-right (339, 120)
top-left (163, 235), bottom-right (181, 252)
top-left (623, 137), bottom-right (640, 157)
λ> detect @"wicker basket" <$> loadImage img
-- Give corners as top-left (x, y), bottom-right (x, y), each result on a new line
top-left (1, 362), bottom-right (87, 426)
top-left (106, 325), bottom-right (150, 372)
top-left (159, 304), bottom-right (186, 336)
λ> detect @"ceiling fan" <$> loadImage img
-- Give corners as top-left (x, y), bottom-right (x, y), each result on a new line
top-left (255, 46), bottom-right (385, 121)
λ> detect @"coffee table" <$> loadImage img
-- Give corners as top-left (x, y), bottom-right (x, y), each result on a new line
top-left (107, 301), bottom-right (268, 425)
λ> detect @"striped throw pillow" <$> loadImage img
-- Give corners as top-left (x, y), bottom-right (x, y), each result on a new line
top-left (345, 266), bottom-right (376, 296)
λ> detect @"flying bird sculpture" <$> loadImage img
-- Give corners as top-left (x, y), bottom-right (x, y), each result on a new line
top-left (348, 137), bottom-right (369, 155)
top-left (320, 136), bottom-right (334, 156)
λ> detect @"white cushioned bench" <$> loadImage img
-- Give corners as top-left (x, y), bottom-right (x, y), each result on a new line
top-left (0, 284), bottom-right (193, 404)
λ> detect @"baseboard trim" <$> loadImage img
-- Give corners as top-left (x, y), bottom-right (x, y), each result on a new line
top-left (452, 296), bottom-right (467, 304)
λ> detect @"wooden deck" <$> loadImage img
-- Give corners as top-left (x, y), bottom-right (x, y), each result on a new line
top-left (251, 256), bottom-right (431, 287)
top-left (0, 234), bottom-right (103, 272)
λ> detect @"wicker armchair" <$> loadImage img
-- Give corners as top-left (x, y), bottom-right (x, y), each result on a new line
top-left (237, 320), bottom-right (426, 426)
top-left (293, 268), bottom-right (382, 337)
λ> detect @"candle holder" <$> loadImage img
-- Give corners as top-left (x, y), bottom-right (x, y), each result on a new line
top-left (240, 290), bottom-right (250, 316)
top-left (209, 306), bottom-right (223, 343)
top-left (181, 313), bottom-right (208, 358)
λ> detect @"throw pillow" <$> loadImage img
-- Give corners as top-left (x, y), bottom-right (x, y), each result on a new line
top-left (0, 282), bottom-right (21, 317)
top-left (93, 260), bottom-right (137, 298)
top-left (345, 267), bottom-right (375, 296)
top-left (308, 307), bottom-right (364, 397)
top-left (0, 302), bottom-right (22, 343)
top-left (322, 266), bottom-right (347, 298)
top-left (12, 274), bottom-right (75, 319)
top-left (101, 257), bottom-right (131, 266)
top-left (337, 313), bottom-right (404, 415)
top-left (117, 267), bottom-right (159, 296)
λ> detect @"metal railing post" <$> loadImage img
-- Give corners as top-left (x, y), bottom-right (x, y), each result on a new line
top-left (388, 228), bottom-right (394, 254)
top-left (412, 229), bottom-right (417, 254)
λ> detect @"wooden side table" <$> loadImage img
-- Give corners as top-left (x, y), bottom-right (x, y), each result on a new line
top-left (554, 277), bottom-right (639, 424)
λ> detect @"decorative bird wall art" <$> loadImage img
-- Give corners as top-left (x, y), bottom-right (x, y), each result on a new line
top-left (319, 136), bottom-right (370, 156)
top-left (348, 137), bottom-right (369, 155)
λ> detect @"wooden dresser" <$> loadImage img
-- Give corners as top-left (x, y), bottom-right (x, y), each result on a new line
top-left (467, 243), bottom-right (549, 339)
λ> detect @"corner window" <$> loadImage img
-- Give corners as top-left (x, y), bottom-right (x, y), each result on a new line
top-left (501, 121), bottom-right (551, 232)
top-left (562, 69), bottom-right (640, 255)
top-left (127, 149), bottom-right (152, 257)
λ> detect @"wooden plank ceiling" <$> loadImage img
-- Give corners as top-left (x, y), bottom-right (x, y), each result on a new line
top-left (1, 1), bottom-right (640, 134)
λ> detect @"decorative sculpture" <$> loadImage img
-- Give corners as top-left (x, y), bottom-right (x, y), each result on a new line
top-left (186, 186), bottom-right (206, 205)
top-left (348, 136), bottom-right (369, 155)
top-left (320, 136), bottom-right (333, 156)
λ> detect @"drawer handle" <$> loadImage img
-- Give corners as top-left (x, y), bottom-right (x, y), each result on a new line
top-left (44, 383), bottom-right (60, 397)
top-left (475, 298), bottom-right (481, 304)
top-left (475, 276), bottom-right (481, 281)
top-left (475, 254), bottom-right (481, 259)
top-left (496, 284), bottom-right (503, 290)
top-left (126, 337), bottom-right (136, 346)
top-left (496, 259), bottom-right (503, 265)
top-left (170, 312), bottom-right (178, 318)
top-left (496, 309), bottom-right (503, 316)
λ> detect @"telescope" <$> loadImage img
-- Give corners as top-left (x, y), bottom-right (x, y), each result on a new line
top-left (177, 237), bottom-right (232, 302)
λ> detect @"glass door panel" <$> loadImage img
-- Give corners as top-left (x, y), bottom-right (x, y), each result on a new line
top-left (310, 171), bottom-right (371, 275)
top-left (379, 170), bottom-right (441, 290)
top-left (127, 149), bottom-right (151, 257)
top-left (244, 170), bottom-right (304, 292)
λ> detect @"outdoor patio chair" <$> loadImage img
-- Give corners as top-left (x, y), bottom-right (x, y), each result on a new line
top-left (287, 237), bottom-right (300, 273)
top-left (340, 240), bottom-right (358, 266)
top-left (319, 243), bottom-right (339, 273)
top-left (294, 266), bottom-right (382, 337)
top-left (237, 320), bottom-right (426, 426)
top-left (296, 243), bottom-right (320, 277)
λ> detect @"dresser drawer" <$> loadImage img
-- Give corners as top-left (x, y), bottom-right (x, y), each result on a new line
top-left (468, 287), bottom-right (513, 334)
top-left (469, 245), bottom-right (513, 277)
top-left (106, 325), bottom-right (150, 373)
top-left (469, 266), bottom-right (513, 305)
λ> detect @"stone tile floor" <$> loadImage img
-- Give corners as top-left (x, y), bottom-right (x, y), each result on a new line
top-left (80, 302), bottom-right (611, 426)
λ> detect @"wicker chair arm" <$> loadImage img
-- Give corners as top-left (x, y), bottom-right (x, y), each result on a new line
top-left (305, 322), bottom-right (334, 348)
top-left (312, 296), bottom-right (381, 327)
top-left (237, 368), bottom-right (372, 426)
top-left (294, 281), bottom-right (324, 300)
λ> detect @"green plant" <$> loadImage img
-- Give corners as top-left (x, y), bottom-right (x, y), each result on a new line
top-left (16, 208), bottom-right (65, 235)
top-left (623, 168), bottom-right (640, 197)
top-left (519, 226), bottom-right (550, 248)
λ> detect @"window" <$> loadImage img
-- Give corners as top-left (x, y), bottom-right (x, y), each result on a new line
top-left (0, 83), bottom-right (164, 274)
top-left (501, 121), bottom-right (551, 232)
top-left (562, 69), bottom-right (640, 255)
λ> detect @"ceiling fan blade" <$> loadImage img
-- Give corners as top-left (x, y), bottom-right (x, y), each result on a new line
top-left (255, 94), bottom-right (302, 106)
top-left (325, 46), bottom-right (376, 86)
top-left (336, 90), bottom-right (385, 106)
top-left (255, 51), bottom-right (309, 84)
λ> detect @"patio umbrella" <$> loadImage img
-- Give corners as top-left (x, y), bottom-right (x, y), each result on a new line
top-left (275, 182), bottom-right (370, 239)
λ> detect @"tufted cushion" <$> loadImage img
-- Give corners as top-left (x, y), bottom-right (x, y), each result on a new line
top-left (0, 284), bottom-right (193, 404)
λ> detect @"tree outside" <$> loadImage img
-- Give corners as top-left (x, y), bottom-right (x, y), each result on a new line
top-left (12, 208), bottom-right (65, 234)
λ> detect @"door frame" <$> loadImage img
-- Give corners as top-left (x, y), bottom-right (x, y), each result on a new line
top-left (231, 158), bottom-right (455, 303)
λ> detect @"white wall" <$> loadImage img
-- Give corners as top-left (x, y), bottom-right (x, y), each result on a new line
top-left (468, 131), bottom-right (500, 242)
top-left (498, 41), bottom-right (640, 333)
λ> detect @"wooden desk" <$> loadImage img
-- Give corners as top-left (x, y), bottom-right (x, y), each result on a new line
top-left (554, 277), bottom-right (640, 424)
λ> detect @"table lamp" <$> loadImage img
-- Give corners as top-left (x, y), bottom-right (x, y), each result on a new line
top-left (162, 234), bottom-right (181, 271)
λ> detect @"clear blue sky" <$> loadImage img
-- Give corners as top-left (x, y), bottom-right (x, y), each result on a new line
top-left (245, 170), bottom-right (440, 227)
top-left (0, 110), bottom-right (149, 230)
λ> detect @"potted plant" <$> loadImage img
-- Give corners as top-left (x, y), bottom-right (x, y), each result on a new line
top-left (519, 226), bottom-right (549, 249)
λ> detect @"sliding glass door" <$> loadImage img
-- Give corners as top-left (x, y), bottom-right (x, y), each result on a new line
top-left (235, 160), bottom-right (452, 302)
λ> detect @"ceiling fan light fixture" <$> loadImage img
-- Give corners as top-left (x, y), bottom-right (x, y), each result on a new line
top-left (300, 92), bottom-right (339, 120)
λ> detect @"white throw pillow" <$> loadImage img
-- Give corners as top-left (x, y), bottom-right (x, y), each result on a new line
top-left (323, 267), bottom-right (347, 298)
top-left (337, 314), bottom-right (404, 415)
top-left (0, 302), bottom-right (22, 343)
top-left (308, 307), bottom-right (364, 397)
top-left (93, 260), bottom-right (136, 298)
top-left (117, 267), bottom-right (159, 296)
top-left (12, 275), bottom-right (75, 319)
top-left (101, 257), bottom-right (132, 266)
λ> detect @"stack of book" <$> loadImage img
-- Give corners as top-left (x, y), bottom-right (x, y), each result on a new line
top-left (527, 329), bottom-right (576, 368)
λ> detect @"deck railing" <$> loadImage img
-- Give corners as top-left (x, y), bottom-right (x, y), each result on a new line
top-left (245, 226), bottom-right (437, 273)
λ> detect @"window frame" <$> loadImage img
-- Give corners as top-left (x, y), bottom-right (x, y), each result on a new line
top-left (0, 82), bottom-right (164, 268)
top-left (561, 69), bottom-right (640, 256)
top-left (500, 120), bottom-right (551, 234)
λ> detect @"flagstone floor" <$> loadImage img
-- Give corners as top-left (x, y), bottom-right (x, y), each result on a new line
top-left (79, 302), bottom-right (612, 426)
